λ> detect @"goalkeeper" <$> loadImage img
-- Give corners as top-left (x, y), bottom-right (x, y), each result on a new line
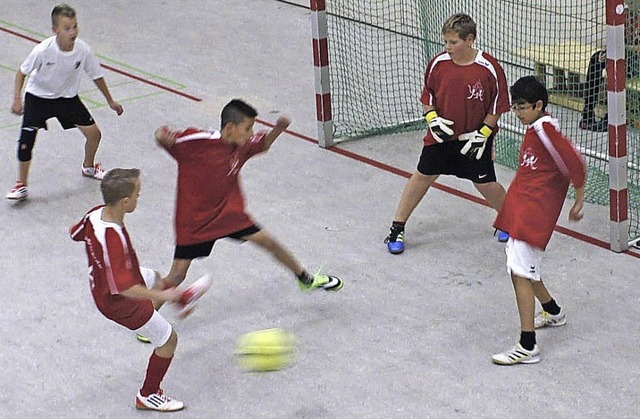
top-left (384, 13), bottom-right (511, 254)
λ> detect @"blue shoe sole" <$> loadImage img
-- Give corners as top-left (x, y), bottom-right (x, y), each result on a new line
top-left (387, 242), bottom-right (404, 254)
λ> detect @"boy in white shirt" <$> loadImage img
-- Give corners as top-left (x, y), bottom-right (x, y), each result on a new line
top-left (7, 3), bottom-right (123, 201)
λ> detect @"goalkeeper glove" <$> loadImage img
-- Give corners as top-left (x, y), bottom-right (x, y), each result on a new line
top-left (424, 110), bottom-right (454, 143)
top-left (459, 124), bottom-right (493, 160)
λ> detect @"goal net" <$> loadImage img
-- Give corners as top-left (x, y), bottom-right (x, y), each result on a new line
top-left (323, 0), bottom-right (640, 246)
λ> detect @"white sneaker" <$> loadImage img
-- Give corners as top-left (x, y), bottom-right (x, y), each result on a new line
top-left (178, 274), bottom-right (212, 319)
top-left (81, 163), bottom-right (107, 180)
top-left (492, 343), bottom-right (541, 365)
top-left (6, 181), bottom-right (28, 200)
top-left (136, 389), bottom-right (184, 411)
top-left (535, 309), bottom-right (566, 329)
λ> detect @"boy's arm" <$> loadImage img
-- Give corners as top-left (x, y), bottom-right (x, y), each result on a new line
top-left (93, 77), bottom-right (124, 115)
top-left (120, 283), bottom-right (183, 304)
top-left (262, 116), bottom-right (292, 151)
top-left (11, 71), bottom-right (27, 115)
top-left (154, 125), bottom-right (179, 148)
top-left (569, 186), bottom-right (585, 221)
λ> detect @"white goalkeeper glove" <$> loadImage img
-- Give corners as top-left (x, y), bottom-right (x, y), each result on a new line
top-left (459, 124), bottom-right (494, 160)
top-left (424, 110), bottom-right (454, 143)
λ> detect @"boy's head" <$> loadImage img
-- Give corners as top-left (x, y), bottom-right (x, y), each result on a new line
top-left (52, 4), bottom-right (78, 48)
top-left (220, 99), bottom-right (258, 147)
top-left (52, 4), bottom-right (76, 27)
top-left (510, 76), bottom-right (548, 123)
top-left (101, 168), bottom-right (141, 212)
top-left (442, 14), bottom-right (476, 56)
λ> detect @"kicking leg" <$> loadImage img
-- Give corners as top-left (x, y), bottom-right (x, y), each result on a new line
top-left (243, 229), bottom-right (343, 291)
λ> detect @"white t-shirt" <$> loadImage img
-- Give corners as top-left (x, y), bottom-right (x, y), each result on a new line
top-left (20, 36), bottom-right (105, 99)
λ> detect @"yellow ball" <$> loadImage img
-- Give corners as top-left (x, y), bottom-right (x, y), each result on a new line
top-left (236, 328), bottom-right (296, 372)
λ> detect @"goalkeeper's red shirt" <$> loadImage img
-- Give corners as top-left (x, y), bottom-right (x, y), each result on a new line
top-left (494, 115), bottom-right (587, 250)
top-left (70, 205), bottom-right (154, 329)
top-left (160, 128), bottom-right (267, 246)
top-left (420, 50), bottom-right (510, 146)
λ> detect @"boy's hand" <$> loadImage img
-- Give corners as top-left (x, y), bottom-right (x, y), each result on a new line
top-left (109, 100), bottom-right (124, 115)
top-left (275, 115), bottom-right (292, 130)
top-left (569, 201), bottom-right (584, 221)
top-left (11, 99), bottom-right (23, 115)
top-left (160, 287), bottom-right (184, 304)
top-left (424, 110), bottom-right (454, 143)
top-left (154, 125), bottom-right (178, 147)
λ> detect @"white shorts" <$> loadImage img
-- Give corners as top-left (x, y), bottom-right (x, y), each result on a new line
top-left (135, 267), bottom-right (172, 347)
top-left (505, 237), bottom-right (544, 281)
top-left (134, 310), bottom-right (173, 348)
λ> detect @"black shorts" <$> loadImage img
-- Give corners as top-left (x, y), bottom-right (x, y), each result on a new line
top-left (22, 92), bottom-right (95, 130)
top-left (173, 224), bottom-right (262, 259)
top-left (416, 137), bottom-right (497, 183)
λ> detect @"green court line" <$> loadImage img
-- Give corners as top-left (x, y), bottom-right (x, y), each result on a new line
top-left (0, 19), bottom-right (46, 39)
top-left (0, 19), bottom-right (187, 89)
top-left (0, 91), bottom-right (166, 131)
top-left (80, 91), bottom-right (166, 108)
top-left (96, 55), bottom-right (186, 89)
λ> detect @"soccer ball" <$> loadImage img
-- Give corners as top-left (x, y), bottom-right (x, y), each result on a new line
top-left (236, 328), bottom-right (296, 372)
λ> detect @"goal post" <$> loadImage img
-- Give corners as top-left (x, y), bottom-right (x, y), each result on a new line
top-left (311, 0), bottom-right (633, 251)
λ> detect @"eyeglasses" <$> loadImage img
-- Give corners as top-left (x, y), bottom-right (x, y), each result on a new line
top-left (511, 104), bottom-right (534, 112)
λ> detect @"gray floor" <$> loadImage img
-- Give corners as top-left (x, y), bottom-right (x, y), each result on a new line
top-left (1, 1), bottom-right (639, 418)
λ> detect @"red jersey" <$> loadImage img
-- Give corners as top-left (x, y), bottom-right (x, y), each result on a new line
top-left (161, 128), bottom-right (267, 245)
top-left (494, 115), bottom-right (587, 250)
top-left (420, 50), bottom-right (510, 146)
top-left (70, 205), bottom-right (154, 329)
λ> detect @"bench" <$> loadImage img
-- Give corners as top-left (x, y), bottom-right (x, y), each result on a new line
top-left (517, 41), bottom-right (640, 122)
top-left (517, 41), bottom-right (598, 93)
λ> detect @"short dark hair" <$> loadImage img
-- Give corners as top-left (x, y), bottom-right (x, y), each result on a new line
top-left (52, 4), bottom-right (76, 27)
top-left (220, 99), bottom-right (258, 129)
top-left (442, 13), bottom-right (476, 40)
top-left (101, 168), bottom-right (140, 206)
top-left (510, 75), bottom-right (549, 110)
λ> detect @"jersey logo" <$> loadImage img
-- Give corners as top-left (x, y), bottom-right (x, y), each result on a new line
top-left (46, 61), bottom-right (55, 66)
top-left (75, 61), bottom-right (81, 69)
top-left (521, 147), bottom-right (539, 170)
top-left (466, 81), bottom-right (484, 102)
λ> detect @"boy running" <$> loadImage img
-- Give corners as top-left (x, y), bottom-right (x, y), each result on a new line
top-left (491, 76), bottom-right (586, 365)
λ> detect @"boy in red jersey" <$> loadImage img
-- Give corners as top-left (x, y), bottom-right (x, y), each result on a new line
top-left (70, 168), bottom-right (211, 411)
top-left (384, 13), bottom-right (511, 254)
top-left (491, 76), bottom-right (586, 365)
top-left (7, 4), bottom-right (123, 201)
top-left (154, 99), bottom-right (343, 297)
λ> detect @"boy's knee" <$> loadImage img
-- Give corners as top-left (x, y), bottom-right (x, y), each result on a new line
top-left (159, 330), bottom-right (178, 354)
top-left (17, 127), bottom-right (37, 162)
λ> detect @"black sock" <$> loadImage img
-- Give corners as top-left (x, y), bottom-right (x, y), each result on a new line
top-left (297, 271), bottom-right (313, 285)
top-left (541, 299), bottom-right (561, 315)
top-left (391, 221), bottom-right (405, 230)
top-left (519, 331), bottom-right (536, 351)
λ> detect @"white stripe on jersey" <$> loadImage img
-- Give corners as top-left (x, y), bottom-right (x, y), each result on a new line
top-left (175, 130), bottom-right (222, 144)
top-left (88, 209), bottom-right (133, 295)
top-left (474, 51), bottom-right (501, 115)
top-left (532, 116), bottom-right (571, 177)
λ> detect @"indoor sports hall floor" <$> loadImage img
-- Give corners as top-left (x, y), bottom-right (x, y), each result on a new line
top-left (1, 1), bottom-right (638, 418)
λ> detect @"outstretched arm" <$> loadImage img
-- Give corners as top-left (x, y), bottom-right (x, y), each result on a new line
top-left (262, 115), bottom-right (292, 151)
top-left (154, 125), bottom-right (179, 148)
top-left (93, 77), bottom-right (124, 115)
top-left (120, 284), bottom-right (183, 304)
